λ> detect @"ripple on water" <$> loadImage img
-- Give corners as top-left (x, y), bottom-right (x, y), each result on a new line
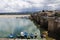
top-left (0, 18), bottom-right (40, 37)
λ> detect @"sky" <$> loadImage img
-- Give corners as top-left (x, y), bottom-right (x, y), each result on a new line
top-left (0, 0), bottom-right (60, 12)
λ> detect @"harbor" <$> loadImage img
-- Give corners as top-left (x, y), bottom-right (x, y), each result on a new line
top-left (0, 10), bottom-right (59, 40)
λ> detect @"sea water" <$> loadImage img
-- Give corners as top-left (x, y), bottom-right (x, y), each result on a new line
top-left (0, 17), bottom-right (40, 38)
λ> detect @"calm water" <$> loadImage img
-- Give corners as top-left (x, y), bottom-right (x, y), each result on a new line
top-left (0, 17), bottom-right (40, 37)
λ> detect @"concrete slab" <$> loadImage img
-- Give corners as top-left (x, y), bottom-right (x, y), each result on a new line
top-left (15, 39), bottom-right (27, 40)
top-left (0, 38), bottom-right (39, 40)
top-left (9, 39), bottom-right (14, 40)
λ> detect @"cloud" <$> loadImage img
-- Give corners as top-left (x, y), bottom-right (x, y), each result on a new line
top-left (24, 0), bottom-right (44, 4)
top-left (0, 0), bottom-right (60, 12)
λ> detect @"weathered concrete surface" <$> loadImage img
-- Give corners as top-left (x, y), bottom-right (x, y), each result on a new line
top-left (0, 38), bottom-right (39, 40)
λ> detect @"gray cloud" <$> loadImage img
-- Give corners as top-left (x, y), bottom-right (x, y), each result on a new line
top-left (0, 0), bottom-right (60, 12)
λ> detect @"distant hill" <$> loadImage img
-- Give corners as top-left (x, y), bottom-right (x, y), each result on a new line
top-left (0, 10), bottom-right (60, 15)
top-left (0, 11), bottom-right (39, 15)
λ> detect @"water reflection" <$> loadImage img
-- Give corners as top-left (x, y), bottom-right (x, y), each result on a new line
top-left (0, 17), bottom-right (40, 37)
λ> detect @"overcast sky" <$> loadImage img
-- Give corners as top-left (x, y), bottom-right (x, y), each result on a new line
top-left (0, 0), bottom-right (60, 12)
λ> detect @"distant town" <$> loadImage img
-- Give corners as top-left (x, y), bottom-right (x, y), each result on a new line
top-left (30, 10), bottom-right (60, 40)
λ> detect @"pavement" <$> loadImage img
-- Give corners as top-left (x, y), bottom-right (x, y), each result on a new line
top-left (0, 38), bottom-right (43, 40)
top-left (0, 38), bottom-right (55, 40)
